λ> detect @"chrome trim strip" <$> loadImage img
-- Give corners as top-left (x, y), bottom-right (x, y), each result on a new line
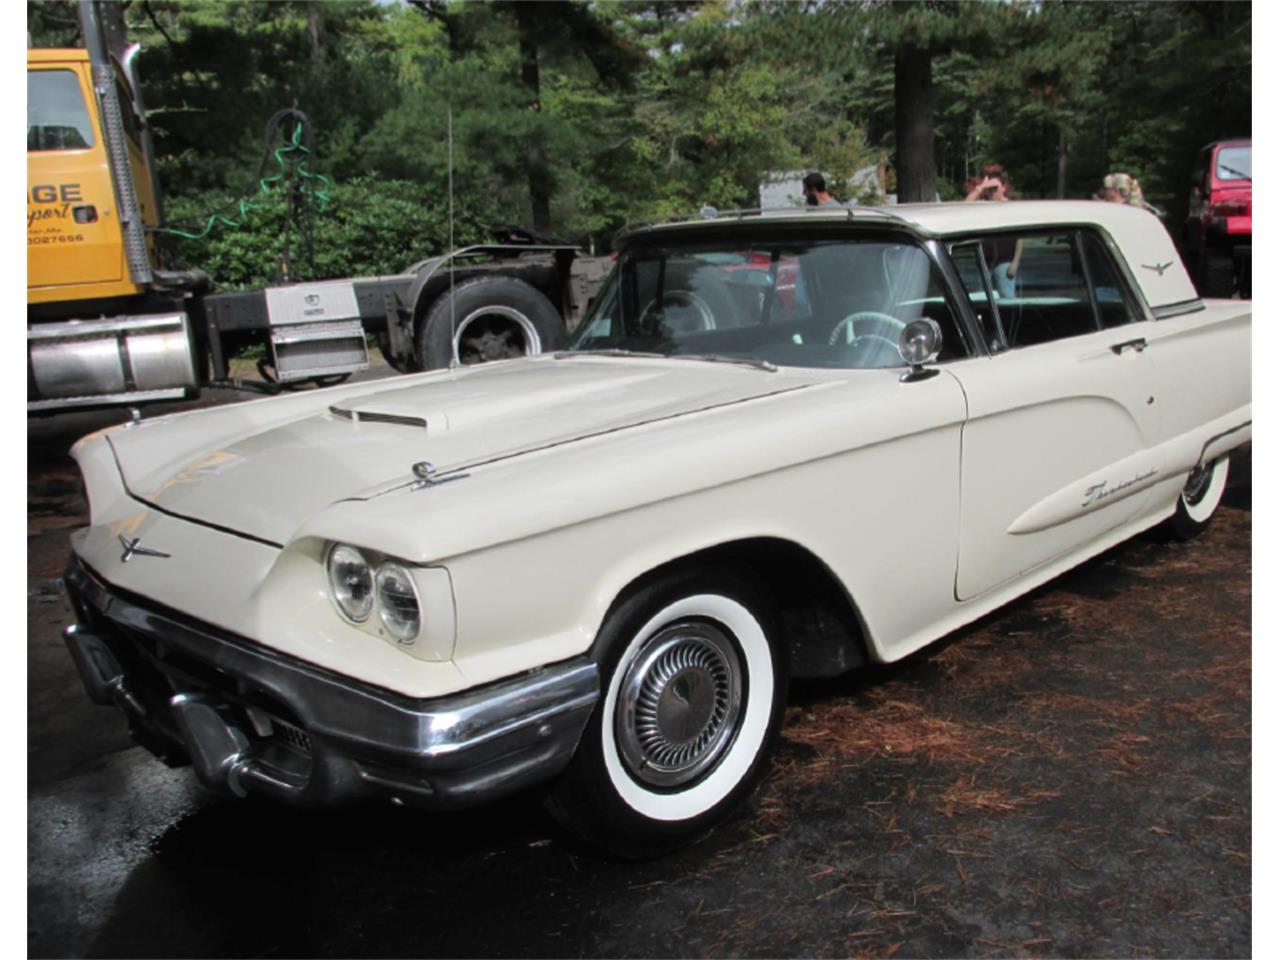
top-left (1197, 421), bottom-right (1251, 469)
top-left (27, 388), bottom-right (187, 412)
top-left (1153, 298), bottom-right (1207, 319)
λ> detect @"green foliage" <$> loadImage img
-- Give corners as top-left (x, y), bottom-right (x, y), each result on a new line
top-left (29, 0), bottom-right (1249, 283)
top-left (166, 179), bottom-right (492, 291)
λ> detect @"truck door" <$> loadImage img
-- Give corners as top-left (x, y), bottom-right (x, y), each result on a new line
top-left (27, 62), bottom-right (123, 289)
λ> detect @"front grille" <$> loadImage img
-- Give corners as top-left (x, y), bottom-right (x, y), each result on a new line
top-left (269, 715), bottom-right (313, 755)
top-left (109, 620), bottom-right (313, 753)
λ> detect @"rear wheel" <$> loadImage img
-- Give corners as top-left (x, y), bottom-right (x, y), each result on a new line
top-left (1168, 456), bottom-right (1229, 541)
top-left (416, 276), bottom-right (564, 370)
top-left (546, 571), bottom-right (787, 858)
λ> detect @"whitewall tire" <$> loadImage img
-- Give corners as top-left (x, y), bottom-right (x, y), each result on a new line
top-left (1169, 456), bottom-right (1229, 540)
top-left (545, 571), bottom-right (787, 857)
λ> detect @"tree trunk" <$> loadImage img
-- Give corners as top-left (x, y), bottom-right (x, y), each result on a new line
top-left (307, 4), bottom-right (322, 62)
top-left (894, 43), bottom-right (937, 203)
top-left (515, 3), bottom-right (552, 232)
top-left (1057, 126), bottom-right (1067, 199)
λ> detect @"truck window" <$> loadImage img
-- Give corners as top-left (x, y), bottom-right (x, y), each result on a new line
top-left (1215, 144), bottom-right (1251, 182)
top-left (28, 70), bottom-right (95, 151)
top-left (115, 76), bottom-right (142, 146)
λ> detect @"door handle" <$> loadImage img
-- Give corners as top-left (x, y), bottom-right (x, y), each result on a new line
top-left (1110, 338), bottom-right (1147, 355)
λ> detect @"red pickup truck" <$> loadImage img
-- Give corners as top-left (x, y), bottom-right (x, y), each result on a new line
top-left (1185, 138), bottom-right (1251, 299)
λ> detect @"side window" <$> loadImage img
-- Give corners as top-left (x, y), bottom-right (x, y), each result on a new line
top-left (948, 241), bottom-right (1002, 352)
top-left (953, 232), bottom-right (1100, 349)
top-left (1081, 233), bottom-right (1138, 329)
top-left (27, 70), bottom-right (95, 152)
top-left (577, 269), bottom-right (621, 341)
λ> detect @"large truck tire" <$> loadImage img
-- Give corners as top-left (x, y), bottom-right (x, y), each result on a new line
top-left (416, 276), bottom-right (565, 370)
top-left (376, 332), bottom-right (416, 373)
top-left (1198, 249), bottom-right (1235, 299)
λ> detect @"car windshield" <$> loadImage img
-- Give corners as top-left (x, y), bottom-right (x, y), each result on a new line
top-left (569, 235), bottom-right (968, 369)
top-left (1216, 145), bottom-right (1251, 181)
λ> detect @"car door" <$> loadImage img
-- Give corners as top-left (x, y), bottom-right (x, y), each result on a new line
top-left (946, 230), bottom-right (1162, 602)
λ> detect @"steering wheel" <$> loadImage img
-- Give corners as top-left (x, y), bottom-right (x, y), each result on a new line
top-left (828, 311), bottom-right (907, 349)
top-left (640, 290), bottom-right (716, 336)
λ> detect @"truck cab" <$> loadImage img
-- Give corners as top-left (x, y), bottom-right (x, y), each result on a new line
top-left (27, 43), bottom-right (199, 414)
top-left (28, 48), bottom-right (160, 303)
top-left (1185, 138), bottom-right (1251, 299)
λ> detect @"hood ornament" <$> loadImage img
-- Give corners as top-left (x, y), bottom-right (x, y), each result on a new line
top-left (118, 535), bottom-right (171, 563)
top-left (410, 461), bottom-right (469, 491)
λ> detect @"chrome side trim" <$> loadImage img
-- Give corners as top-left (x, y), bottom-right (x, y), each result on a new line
top-left (1153, 298), bottom-right (1207, 319)
top-left (1197, 421), bottom-right (1252, 469)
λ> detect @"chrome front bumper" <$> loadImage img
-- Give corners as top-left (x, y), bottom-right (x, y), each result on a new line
top-left (63, 559), bottom-right (599, 808)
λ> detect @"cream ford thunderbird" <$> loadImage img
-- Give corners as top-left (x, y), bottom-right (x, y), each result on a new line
top-left (64, 202), bottom-right (1251, 856)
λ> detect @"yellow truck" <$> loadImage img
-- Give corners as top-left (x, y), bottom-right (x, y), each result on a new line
top-left (28, 2), bottom-right (608, 414)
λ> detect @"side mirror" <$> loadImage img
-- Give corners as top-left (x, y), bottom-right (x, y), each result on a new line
top-left (898, 318), bottom-right (943, 382)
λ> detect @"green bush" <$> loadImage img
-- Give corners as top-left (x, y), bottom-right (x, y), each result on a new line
top-left (163, 178), bottom-right (497, 291)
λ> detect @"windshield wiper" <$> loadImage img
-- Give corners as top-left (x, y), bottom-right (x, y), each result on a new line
top-left (555, 348), bottom-right (667, 360)
top-left (556, 349), bottom-right (778, 371)
top-left (1218, 164), bottom-right (1252, 182)
top-left (675, 353), bottom-right (779, 372)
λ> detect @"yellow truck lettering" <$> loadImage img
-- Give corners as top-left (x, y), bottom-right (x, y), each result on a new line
top-left (29, 183), bottom-right (83, 203)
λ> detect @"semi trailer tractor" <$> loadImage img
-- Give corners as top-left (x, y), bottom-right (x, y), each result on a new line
top-left (27, 1), bottom-right (609, 414)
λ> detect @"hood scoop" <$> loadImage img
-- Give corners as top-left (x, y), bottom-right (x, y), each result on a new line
top-left (329, 405), bottom-right (428, 430)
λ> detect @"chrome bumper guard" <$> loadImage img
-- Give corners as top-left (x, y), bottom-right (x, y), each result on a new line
top-left (63, 559), bottom-right (599, 808)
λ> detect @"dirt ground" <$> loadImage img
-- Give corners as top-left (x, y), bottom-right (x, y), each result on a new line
top-left (27, 397), bottom-right (1251, 958)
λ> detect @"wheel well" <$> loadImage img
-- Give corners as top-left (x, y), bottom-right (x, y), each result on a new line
top-left (413, 259), bottom-right (566, 333)
top-left (604, 538), bottom-right (871, 680)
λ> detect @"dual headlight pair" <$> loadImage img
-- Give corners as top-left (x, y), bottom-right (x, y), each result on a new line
top-left (326, 544), bottom-right (420, 644)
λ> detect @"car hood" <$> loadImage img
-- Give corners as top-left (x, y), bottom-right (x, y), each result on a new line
top-left (107, 356), bottom-right (824, 545)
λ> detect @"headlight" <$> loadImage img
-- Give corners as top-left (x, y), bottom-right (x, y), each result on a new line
top-left (376, 561), bottom-right (421, 643)
top-left (327, 544), bottom-right (374, 622)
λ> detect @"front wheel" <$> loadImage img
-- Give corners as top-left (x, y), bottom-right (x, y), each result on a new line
top-left (1167, 456), bottom-right (1230, 541)
top-left (545, 571), bottom-right (787, 858)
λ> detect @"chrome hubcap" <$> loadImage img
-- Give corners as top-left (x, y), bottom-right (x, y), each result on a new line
top-left (616, 621), bottom-right (743, 788)
top-left (1183, 463), bottom-right (1213, 506)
